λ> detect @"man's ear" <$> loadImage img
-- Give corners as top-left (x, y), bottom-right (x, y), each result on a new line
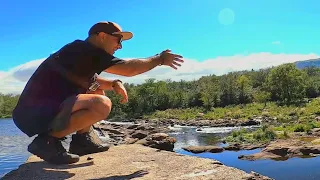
top-left (95, 32), bottom-right (103, 40)
top-left (99, 32), bottom-right (108, 41)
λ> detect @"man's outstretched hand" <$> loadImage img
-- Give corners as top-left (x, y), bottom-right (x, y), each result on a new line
top-left (112, 81), bottom-right (128, 104)
top-left (160, 49), bottom-right (184, 69)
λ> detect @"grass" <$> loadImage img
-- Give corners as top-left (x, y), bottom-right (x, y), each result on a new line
top-left (224, 125), bottom-right (278, 144)
top-left (224, 120), bottom-right (320, 144)
top-left (145, 98), bottom-right (320, 122)
top-left (144, 98), bottom-right (320, 144)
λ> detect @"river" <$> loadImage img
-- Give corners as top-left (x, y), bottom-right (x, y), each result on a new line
top-left (1, 118), bottom-right (320, 179)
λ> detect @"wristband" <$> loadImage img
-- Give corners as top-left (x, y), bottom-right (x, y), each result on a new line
top-left (155, 53), bottom-right (164, 66)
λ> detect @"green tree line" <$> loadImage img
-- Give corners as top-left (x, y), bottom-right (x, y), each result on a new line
top-left (1, 63), bottom-right (320, 119)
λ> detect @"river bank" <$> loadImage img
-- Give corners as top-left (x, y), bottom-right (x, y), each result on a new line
top-left (2, 144), bottom-right (273, 180)
top-left (3, 118), bottom-right (320, 179)
top-left (94, 118), bottom-right (320, 161)
top-left (2, 119), bottom-right (273, 180)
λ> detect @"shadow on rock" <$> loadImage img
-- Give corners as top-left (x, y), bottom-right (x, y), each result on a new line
top-left (89, 170), bottom-right (149, 180)
top-left (2, 161), bottom-right (94, 180)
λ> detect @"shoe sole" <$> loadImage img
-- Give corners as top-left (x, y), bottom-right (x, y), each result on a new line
top-left (28, 141), bottom-right (80, 164)
top-left (69, 145), bottom-right (110, 156)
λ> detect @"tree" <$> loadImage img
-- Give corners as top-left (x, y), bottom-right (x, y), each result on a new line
top-left (237, 75), bottom-right (252, 104)
top-left (253, 90), bottom-right (271, 109)
top-left (198, 76), bottom-right (220, 110)
top-left (266, 63), bottom-right (307, 104)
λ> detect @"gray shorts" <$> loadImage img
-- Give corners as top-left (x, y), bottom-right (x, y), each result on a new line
top-left (12, 95), bottom-right (78, 137)
top-left (49, 95), bottom-right (78, 132)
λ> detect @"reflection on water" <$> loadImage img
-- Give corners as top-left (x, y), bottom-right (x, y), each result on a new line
top-left (0, 119), bottom-right (31, 178)
top-left (169, 125), bottom-right (320, 180)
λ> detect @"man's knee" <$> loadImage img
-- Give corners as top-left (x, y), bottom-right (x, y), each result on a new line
top-left (90, 95), bottom-right (112, 118)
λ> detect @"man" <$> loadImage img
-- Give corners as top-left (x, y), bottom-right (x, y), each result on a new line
top-left (12, 21), bottom-right (184, 164)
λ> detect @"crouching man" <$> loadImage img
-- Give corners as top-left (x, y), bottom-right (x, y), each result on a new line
top-left (12, 21), bottom-right (184, 164)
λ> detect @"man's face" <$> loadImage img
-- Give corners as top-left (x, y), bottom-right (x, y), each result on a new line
top-left (100, 33), bottom-right (122, 55)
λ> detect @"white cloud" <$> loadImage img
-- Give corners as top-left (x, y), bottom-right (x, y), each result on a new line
top-left (0, 52), bottom-right (319, 94)
top-left (0, 71), bottom-right (7, 79)
top-left (272, 41), bottom-right (281, 45)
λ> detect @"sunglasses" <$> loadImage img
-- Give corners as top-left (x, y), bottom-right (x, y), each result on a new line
top-left (110, 34), bottom-right (123, 44)
top-left (95, 32), bottom-right (123, 44)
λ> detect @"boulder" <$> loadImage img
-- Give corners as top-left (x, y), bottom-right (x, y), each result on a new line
top-left (130, 130), bottom-right (148, 139)
top-left (240, 120), bottom-right (260, 126)
top-left (182, 146), bottom-right (224, 154)
top-left (135, 133), bottom-right (176, 151)
top-left (224, 144), bottom-right (241, 151)
top-left (238, 139), bottom-right (320, 161)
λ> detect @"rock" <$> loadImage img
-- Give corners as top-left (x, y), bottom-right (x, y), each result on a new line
top-left (245, 171), bottom-right (274, 180)
top-left (299, 146), bottom-right (320, 155)
top-left (103, 128), bottom-right (124, 135)
top-left (311, 138), bottom-right (320, 145)
top-left (124, 137), bottom-right (139, 144)
top-left (131, 130), bottom-right (148, 139)
top-left (263, 147), bottom-right (290, 157)
top-left (135, 125), bottom-right (148, 130)
top-left (240, 120), bottom-right (260, 126)
top-left (148, 133), bottom-right (169, 141)
top-left (311, 128), bottom-right (320, 136)
top-left (224, 143), bottom-right (265, 151)
top-left (238, 152), bottom-right (285, 161)
top-left (135, 133), bottom-right (176, 151)
top-left (182, 146), bottom-right (224, 154)
top-left (2, 144), bottom-right (273, 180)
top-left (127, 124), bottom-right (139, 129)
top-left (238, 139), bottom-right (320, 161)
top-left (224, 144), bottom-right (241, 151)
top-left (243, 144), bottom-right (266, 150)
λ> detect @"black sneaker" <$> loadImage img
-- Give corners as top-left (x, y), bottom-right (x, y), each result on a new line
top-left (69, 128), bottom-right (110, 156)
top-left (28, 134), bottom-right (80, 164)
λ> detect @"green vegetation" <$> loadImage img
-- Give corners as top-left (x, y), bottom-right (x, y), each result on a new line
top-left (224, 126), bottom-right (278, 144)
top-left (106, 63), bottom-right (320, 120)
top-left (0, 93), bottom-right (19, 118)
top-left (224, 120), bottom-right (320, 144)
top-left (145, 98), bottom-right (320, 121)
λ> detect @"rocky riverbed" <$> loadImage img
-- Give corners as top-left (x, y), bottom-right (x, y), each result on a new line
top-left (93, 120), bottom-right (176, 151)
top-left (92, 117), bottom-right (261, 152)
top-left (180, 127), bottom-right (320, 162)
top-left (95, 118), bottom-right (320, 163)
top-left (130, 117), bottom-right (263, 128)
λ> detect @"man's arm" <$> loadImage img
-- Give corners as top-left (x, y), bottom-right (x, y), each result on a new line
top-left (94, 75), bottom-right (129, 104)
top-left (105, 55), bottom-right (162, 77)
top-left (96, 76), bottom-right (120, 90)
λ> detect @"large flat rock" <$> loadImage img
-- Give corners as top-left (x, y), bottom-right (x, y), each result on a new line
top-left (3, 144), bottom-right (271, 180)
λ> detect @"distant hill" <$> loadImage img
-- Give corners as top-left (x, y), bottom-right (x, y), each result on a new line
top-left (295, 58), bottom-right (320, 69)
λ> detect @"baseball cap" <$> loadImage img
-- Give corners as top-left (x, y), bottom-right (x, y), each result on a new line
top-left (88, 21), bottom-right (133, 41)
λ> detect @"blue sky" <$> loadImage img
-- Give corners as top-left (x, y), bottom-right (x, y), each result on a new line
top-left (1, 0), bottom-right (320, 94)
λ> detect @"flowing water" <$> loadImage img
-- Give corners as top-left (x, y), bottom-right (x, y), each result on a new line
top-left (168, 125), bottom-right (320, 180)
top-left (1, 119), bottom-right (320, 179)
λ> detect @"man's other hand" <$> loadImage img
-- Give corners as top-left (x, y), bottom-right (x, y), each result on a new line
top-left (112, 81), bottom-right (128, 104)
top-left (160, 49), bottom-right (184, 69)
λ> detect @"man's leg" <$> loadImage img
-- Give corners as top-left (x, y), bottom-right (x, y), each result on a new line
top-left (50, 89), bottom-right (112, 156)
top-left (49, 89), bottom-right (110, 138)
top-left (28, 90), bottom-right (112, 164)
top-left (76, 89), bottom-right (106, 134)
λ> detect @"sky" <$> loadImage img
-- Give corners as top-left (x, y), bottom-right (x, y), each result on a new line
top-left (1, 0), bottom-right (320, 94)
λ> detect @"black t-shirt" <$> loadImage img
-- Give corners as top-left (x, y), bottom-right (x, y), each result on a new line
top-left (15, 39), bottom-right (125, 111)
